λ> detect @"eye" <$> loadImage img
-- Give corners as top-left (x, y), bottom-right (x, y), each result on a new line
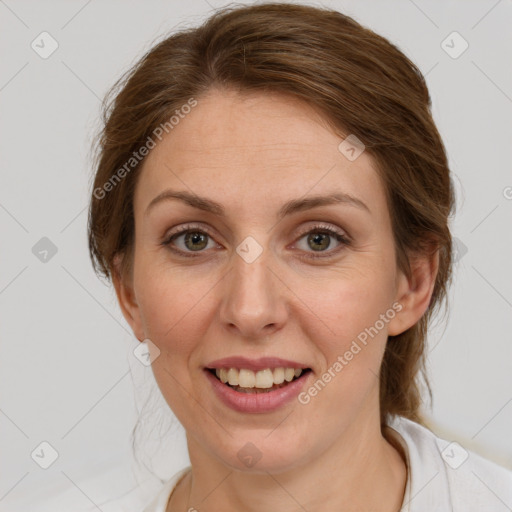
top-left (162, 224), bottom-right (218, 256)
top-left (293, 223), bottom-right (350, 259)
top-left (162, 223), bottom-right (350, 259)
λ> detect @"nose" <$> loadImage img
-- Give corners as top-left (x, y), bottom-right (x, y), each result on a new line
top-left (219, 242), bottom-right (288, 340)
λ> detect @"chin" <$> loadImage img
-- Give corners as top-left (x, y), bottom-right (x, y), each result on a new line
top-left (212, 437), bottom-right (312, 475)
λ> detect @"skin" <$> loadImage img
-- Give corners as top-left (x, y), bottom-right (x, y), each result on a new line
top-left (113, 88), bottom-right (438, 511)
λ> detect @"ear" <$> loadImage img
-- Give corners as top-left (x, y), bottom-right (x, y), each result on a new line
top-left (112, 253), bottom-right (145, 342)
top-left (387, 249), bottom-right (439, 336)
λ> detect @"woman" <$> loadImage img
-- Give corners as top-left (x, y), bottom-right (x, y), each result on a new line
top-left (87, 3), bottom-right (512, 511)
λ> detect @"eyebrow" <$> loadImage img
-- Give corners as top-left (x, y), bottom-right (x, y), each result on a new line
top-left (145, 189), bottom-right (370, 219)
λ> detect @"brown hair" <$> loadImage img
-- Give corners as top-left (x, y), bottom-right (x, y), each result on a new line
top-left (88, 2), bottom-right (455, 428)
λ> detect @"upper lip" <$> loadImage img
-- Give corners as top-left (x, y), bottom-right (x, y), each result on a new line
top-left (205, 356), bottom-right (310, 372)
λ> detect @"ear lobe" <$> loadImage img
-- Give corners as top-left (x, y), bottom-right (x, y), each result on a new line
top-left (387, 249), bottom-right (439, 336)
top-left (112, 253), bottom-right (145, 342)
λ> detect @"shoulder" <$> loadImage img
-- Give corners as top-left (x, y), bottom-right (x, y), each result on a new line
top-left (387, 415), bottom-right (512, 512)
top-left (143, 466), bottom-right (192, 512)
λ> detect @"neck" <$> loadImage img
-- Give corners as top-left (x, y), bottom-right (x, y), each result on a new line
top-left (168, 408), bottom-right (407, 512)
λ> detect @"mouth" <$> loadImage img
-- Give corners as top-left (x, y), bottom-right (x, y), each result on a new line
top-left (205, 367), bottom-right (312, 394)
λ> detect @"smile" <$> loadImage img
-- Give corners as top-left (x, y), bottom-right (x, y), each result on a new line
top-left (204, 366), bottom-right (312, 413)
top-left (209, 367), bottom-right (310, 392)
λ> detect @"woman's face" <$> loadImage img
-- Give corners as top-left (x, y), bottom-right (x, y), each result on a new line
top-left (118, 88), bottom-right (417, 473)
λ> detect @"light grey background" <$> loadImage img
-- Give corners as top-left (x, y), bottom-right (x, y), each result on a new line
top-left (1, 0), bottom-right (511, 510)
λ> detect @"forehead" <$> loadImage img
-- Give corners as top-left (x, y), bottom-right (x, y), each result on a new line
top-left (134, 89), bottom-right (386, 219)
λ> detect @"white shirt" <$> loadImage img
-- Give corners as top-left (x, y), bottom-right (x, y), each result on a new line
top-left (143, 415), bottom-right (512, 511)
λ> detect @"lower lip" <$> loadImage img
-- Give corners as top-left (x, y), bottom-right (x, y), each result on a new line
top-left (204, 369), bottom-right (311, 413)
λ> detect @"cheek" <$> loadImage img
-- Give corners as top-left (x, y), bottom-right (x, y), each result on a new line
top-left (299, 264), bottom-right (396, 353)
top-left (296, 273), bottom-right (397, 417)
top-left (134, 268), bottom-right (213, 412)
top-left (298, 275), bottom-right (395, 414)
top-left (134, 263), bottom-right (214, 356)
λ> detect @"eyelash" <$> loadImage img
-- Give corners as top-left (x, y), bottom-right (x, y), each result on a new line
top-left (161, 223), bottom-right (351, 260)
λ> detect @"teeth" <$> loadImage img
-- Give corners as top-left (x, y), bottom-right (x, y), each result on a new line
top-left (227, 368), bottom-right (239, 386)
top-left (255, 369), bottom-right (274, 388)
top-left (284, 368), bottom-right (295, 382)
top-left (218, 368), bottom-right (228, 384)
top-left (239, 369), bottom-right (256, 388)
top-left (273, 367), bottom-right (285, 384)
top-left (214, 367), bottom-right (304, 388)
